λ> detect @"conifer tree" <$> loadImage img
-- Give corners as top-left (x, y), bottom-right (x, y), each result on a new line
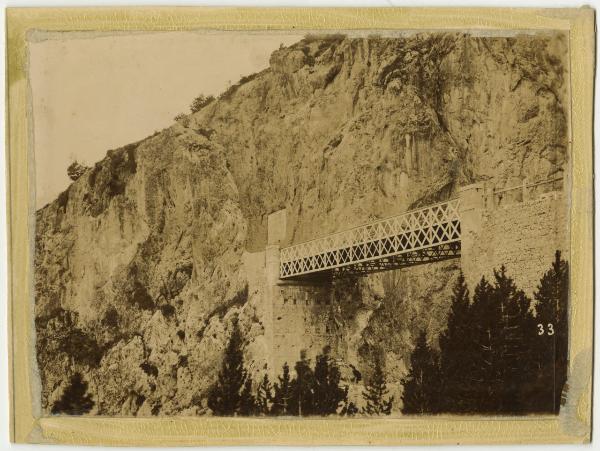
top-left (463, 269), bottom-right (536, 414)
top-left (401, 331), bottom-right (439, 414)
top-left (362, 358), bottom-right (393, 415)
top-left (531, 250), bottom-right (569, 413)
top-left (289, 351), bottom-right (315, 416)
top-left (313, 348), bottom-right (348, 415)
top-left (207, 319), bottom-right (247, 416)
top-left (255, 373), bottom-right (273, 415)
top-left (467, 276), bottom-right (501, 413)
top-left (271, 362), bottom-right (293, 416)
top-left (439, 272), bottom-right (473, 412)
top-left (51, 372), bottom-right (94, 415)
top-left (238, 376), bottom-right (256, 416)
top-left (492, 267), bottom-right (535, 414)
top-left (425, 257), bottom-right (568, 415)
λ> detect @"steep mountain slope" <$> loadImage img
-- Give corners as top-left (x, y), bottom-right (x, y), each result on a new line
top-left (35, 32), bottom-right (568, 415)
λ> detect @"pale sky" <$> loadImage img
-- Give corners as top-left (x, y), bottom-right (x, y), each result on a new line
top-left (29, 31), bottom-right (304, 208)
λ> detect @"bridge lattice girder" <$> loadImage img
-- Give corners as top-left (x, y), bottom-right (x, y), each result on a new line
top-left (279, 199), bottom-right (461, 279)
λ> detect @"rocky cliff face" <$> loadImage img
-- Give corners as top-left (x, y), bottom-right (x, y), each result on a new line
top-left (35, 32), bottom-right (568, 415)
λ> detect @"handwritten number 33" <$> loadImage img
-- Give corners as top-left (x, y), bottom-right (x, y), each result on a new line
top-left (537, 323), bottom-right (555, 336)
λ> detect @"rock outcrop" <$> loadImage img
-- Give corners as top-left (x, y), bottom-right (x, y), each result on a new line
top-left (35, 32), bottom-right (569, 415)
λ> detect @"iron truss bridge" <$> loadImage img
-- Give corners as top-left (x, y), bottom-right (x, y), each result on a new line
top-left (279, 199), bottom-right (461, 279)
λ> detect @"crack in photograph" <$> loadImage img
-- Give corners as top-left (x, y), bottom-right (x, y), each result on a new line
top-left (31, 30), bottom-right (570, 419)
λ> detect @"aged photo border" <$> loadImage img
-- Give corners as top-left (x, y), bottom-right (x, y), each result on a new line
top-left (5, 6), bottom-right (594, 445)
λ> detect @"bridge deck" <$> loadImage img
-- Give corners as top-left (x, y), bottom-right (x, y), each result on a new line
top-left (280, 199), bottom-right (461, 279)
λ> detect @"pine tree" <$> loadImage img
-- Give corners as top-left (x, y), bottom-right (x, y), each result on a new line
top-left (289, 351), bottom-right (315, 416)
top-left (491, 266), bottom-right (534, 414)
top-left (465, 270), bottom-right (536, 414)
top-left (468, 276), bottom-right (501, 414)
top-left (207, 319), bottom-right (247, 416)
top-left (531, 250), bottom-right (569, 413)
top-left (51, 372), bottom-right (94, 415)
top-left (432, 259), bottom-right (567, 415)
top-left (255, 373), bottom-right (273, 415)
top-left (271, 362), bottom-right (293, 416)
top-left (511, 287), bottom-right (537, 413)
top-left (362, 358), bottom-right (393, 415)
top-left (439, 272), bottom-right (473, 413)
top-left (238, 376), bottom-right (256, 416)
top-left (401, 331), bottom-right (439, 414)
top-left (313, 348), bottom-right (348, 415)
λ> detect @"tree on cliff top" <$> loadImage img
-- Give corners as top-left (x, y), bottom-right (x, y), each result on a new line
top-left (207, 318), bottom-right (248, 416)
top-left (67, 161), bottom-right (89, 181)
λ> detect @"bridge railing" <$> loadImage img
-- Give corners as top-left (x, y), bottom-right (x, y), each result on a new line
top-left (487, 177), bottom-right (564, 208)
top-left (280, 198), bottom-right (461, 278)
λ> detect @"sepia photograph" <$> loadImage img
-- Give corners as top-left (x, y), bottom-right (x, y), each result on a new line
top-left (31, 28), bottom-right (572, 418)
top-left (4, 6), bottom-right (595, 447)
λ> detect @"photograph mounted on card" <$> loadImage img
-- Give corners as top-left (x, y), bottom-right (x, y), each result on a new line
top-left (5, 6), bottom-right (594, 446)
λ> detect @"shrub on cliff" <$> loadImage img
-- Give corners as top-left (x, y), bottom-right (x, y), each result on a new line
top-left (174, 113), bottom-right (190, 127)
top-left (51, 373), bottom-right (94, 415)
top-left (58, 327), bottom-right (105, 368)
top-left (159, 303), bottom-right (176, 318)
top-left (130, 280), bottom-right (154, 311)
top-left (341, 399), bottom-right (359, 416)
top-left (101, 307), bottom-right (119, 328)
top-left (190, 94), bottom-right (215, 113)
top-left (67, 161), bottom-right (89, 181)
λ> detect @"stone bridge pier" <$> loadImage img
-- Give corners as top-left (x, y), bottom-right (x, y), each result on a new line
top-left (266, 210), bottom-right (334, 376)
